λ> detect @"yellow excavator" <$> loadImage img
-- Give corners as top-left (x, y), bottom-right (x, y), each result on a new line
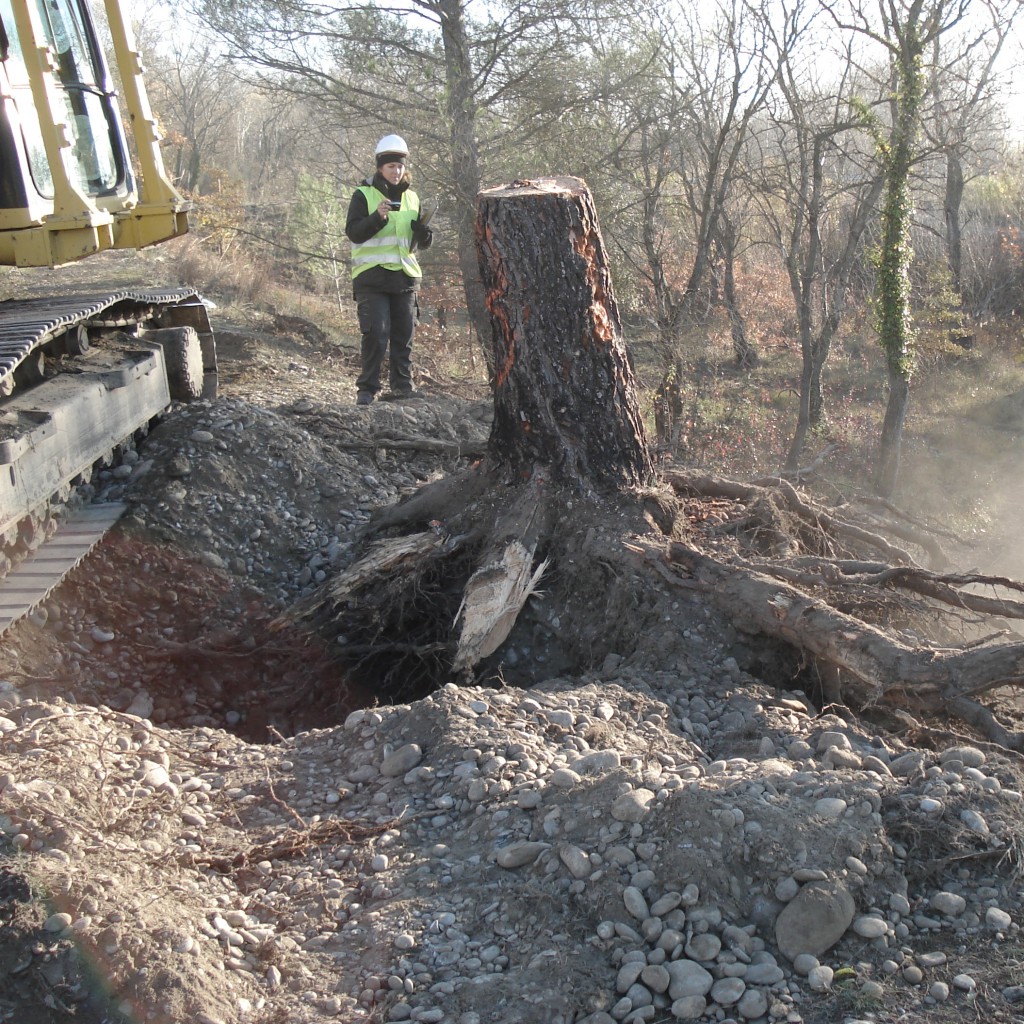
top-left (0, 0), bottom-right (217, 628)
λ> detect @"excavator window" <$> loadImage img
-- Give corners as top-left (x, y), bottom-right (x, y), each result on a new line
top-left (0, 0), bottom-right (124, 201)
top-left (0, 0), bottom-right (53, 198)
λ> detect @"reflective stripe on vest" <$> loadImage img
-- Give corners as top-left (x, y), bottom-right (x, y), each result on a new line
top-left (351, 185), bottom-right (422, 280)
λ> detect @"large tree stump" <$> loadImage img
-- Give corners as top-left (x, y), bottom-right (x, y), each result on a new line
top-left (290, 178), bottom-right (1024, 752)
top-left (291, 178), bottom-right (659, 698)
top-left (476, 177), bottom-right (653, 490)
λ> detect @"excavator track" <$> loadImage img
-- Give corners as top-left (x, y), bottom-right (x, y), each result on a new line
top-left (0, 288), bottom-right (217, 631)
top-left (0, 502), bottom-right (126, 636)
top-left (0, 287), bottom-right (215, 393)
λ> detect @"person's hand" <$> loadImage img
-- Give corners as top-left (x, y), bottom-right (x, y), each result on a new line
top-left (376, 200), bottom-right (391, 218)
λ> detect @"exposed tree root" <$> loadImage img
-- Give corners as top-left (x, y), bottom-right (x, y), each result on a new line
top-left (628, 536), bottom-right (1024, 749)
top-left (664, 468), bottom-right (951, 567)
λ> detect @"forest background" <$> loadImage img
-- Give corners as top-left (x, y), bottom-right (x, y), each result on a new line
top-left (127, 0), bottom-right (1024, 541)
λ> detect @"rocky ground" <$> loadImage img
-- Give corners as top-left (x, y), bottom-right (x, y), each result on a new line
top-left (2, 265), bottom-right (1024, 1024)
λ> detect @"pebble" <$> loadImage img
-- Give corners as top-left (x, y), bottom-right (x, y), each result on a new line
top-left (623, 886), bottom-right (649, 919)
top-left (931, 891), bottom-right (967, 916)
top-left (775, 881), bottom-right (855, 960)
top-left (852, 915), bottom-right (888, 938)
top-left (496, 841), bottom-right (550, 868)
top-left (960, 809), bottom-right (990, 835)
top-left (611, 789), bottom-right (656, 822)
top-left (806, 965), bottom-right (834, 992)
top-left (986, 906), bottom-right (1012, 930)
top-left (381, 744), bottom-right (423, 777)
top-left (560, 845), bottom-right (593, 879)
top-left (667, 960), bottom-right (714, 998)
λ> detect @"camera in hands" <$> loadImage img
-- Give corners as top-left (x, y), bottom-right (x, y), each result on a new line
top-left (389, 200), bottom-right (402, 211)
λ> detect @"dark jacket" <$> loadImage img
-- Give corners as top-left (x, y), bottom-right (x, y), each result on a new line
top-left (345, 171), bottom-right (433, 295)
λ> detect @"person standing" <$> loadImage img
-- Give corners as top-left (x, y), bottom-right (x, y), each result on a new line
top-left (346, 134), bottom-right (433, 405)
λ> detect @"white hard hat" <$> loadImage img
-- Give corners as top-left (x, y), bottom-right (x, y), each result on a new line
top-left (375, 134), bottom-right (409, 158)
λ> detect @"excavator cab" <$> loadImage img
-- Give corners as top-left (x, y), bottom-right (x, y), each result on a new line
top-left (0, 0), bottom-right (188, 266)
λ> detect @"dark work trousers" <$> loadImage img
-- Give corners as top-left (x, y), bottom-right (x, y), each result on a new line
top-left (355, 290), bottom-right (417, 396)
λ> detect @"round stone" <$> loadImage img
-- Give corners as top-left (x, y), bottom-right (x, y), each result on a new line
top-left (813, 797), bottom-right (847, 818)
top-left (684, 932), bottom-right (721, 961)
top-left (792, 953), bottom-right (819, 976)
top-left (737, 987), bottom-right (769, 1019)
top-left (670, 995), bottom-right (706, 1020)
top-left (611, 789), bottom-right (656, 822)
top-left (549, 768), bottom-right (582, 788)
top-left (775, 876), bottom-right (800, 902)
top-left (807, 965), bottom-right (834, 992)
top-left (617, 962), bottom-right (645, 993)
top-left (931, 891), bottom-right (967, 916)
top-left (559, 845), bottom-right (592, 879)
top-left (986, 907), bottom-right (1012, 931)
top-left (641, 963), bottom-right (671, 994)
top-left (960, 809), bottom-right (990, 836)
top-left (940, 746), bottom-right (986, 768)
top-left (495, 841), bottom-right (550, 868)
top-left (709, 976), bottom-right (745, 1006)
top-left (624, 886), bottom-right (650, 920)
top-left (380, 744), bottom-right (422, 777)
top-left (852, 914), bottom-right (888, 938)
top-left (666, 959), bottom-right (714, 999)
top-left (775, 881), bottom-right (855, 960)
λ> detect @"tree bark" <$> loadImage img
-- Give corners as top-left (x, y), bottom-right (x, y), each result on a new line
top-left (476, 177), bottom-right (653, 492)
top-left (944, 150), bottom-right (965, 297)
top-left (875, 369), bottom-right (910, 499)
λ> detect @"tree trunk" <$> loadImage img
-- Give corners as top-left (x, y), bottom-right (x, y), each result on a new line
top-left (944, 150), bottom-right (965, 297)
top-left (718, 218), bottom-right (757, 369)
top-left (476, 177), bottom-right (653, 492)
top-left (438, 0), bottom-right (493, 375)
top-left (875, 368), bottom-right (910, 499)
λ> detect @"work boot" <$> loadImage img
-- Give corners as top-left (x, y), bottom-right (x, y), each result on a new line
top-left (356, 392), bottom-right (374, 406)
top-left (381, 389), bottom-right (420, 402)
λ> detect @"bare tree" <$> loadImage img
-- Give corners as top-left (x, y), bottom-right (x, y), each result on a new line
top-left (670, 0), bottom-right (785, 319)
top-left (141, 33), bottom-right (244, 192)
top-left (753, 7), bottom-right (885, 470)
top-left (921, 0), bottom-right (1021, 302)
top-left (822, 0), bottom-right (975, 498)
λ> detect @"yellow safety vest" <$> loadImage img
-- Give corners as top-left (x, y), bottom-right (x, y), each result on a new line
top-left (351, 185), bottom-right (423, 280)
